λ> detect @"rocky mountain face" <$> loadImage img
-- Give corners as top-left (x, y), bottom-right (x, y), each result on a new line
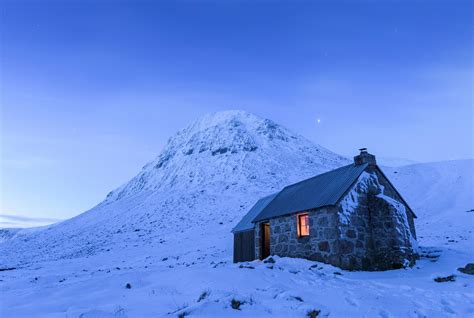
top-left (103, 110), bottom-right (348, 203)
top-left (0, 110), bottom-right (349, 266)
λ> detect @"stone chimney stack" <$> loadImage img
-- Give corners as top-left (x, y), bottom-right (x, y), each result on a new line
top-left (354, 148), bottom-right (376, 166)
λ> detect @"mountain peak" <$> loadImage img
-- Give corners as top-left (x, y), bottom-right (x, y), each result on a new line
top-left (179, 110), bottom-right (289, 143)
top-left (190, 110), bottom-right (260, 129)
top-left (103, 110), bottom-right (349, 203)
top-left (179, 109), bottom-right (294, 144)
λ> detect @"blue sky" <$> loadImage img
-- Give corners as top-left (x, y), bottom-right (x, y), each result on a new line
top-left (1, 1), bottom-right (473, 220)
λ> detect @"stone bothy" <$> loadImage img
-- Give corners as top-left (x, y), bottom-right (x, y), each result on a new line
top-left (232, 149), bottom-right (418, 271)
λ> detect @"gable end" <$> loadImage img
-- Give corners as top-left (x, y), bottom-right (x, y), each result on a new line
top-left (374, 166), bottom-right (417, 218)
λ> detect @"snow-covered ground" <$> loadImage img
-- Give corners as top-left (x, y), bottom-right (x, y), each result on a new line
top-left (1, 111), bottom-right (473, 317)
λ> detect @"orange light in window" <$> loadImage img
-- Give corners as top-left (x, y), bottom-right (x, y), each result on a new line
top-left (298, 214), bottom-right (310, 237)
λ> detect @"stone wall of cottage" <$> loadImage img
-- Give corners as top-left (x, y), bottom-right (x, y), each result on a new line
top-left (336, 190), bottom-right (373, 270)
top-left (254, 207), bottom-right (342, 265)
top-left (365, 168), bottom-right (417, 269)
top-left (254, 166), bottom-right (417, 271)
top-left (371, 168), bottom-right (417, 239)
top-left (333, 166), bottom-right (417, 270)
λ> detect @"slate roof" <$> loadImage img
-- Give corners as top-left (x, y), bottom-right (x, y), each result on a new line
top-left (232, 192), bottom-right (279, 233)
top-left (252, 163), bottom-right (368, 222)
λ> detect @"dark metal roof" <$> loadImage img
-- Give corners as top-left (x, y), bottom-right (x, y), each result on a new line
top-left (232, 193), bottom-right (279, 233)
top-left (253, 163), bottom-right (368, 222)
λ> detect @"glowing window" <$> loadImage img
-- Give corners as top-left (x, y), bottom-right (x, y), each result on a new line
top-left (298, 214), bottom-right (310, 237)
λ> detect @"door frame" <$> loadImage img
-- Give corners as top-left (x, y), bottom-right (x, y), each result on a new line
top-left (260, 222), bottom-right (270, 260)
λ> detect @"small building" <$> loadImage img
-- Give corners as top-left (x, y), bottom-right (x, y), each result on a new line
top-left (232, 149), bottom-right (418, 271)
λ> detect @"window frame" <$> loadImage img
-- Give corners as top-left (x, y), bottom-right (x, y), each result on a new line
top-left (297, 213), bottom-right (310, 238)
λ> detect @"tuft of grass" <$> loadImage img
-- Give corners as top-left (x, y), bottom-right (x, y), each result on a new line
top-left (434, 275), bottom-right (456, 282)
top-left (458, 263), bottom-right (474, 275)
top-left (231, 298), bottom-right (241, 310)
top-left (197, 290), bottom-right (210, 302)
top-left (177, 311), bottom-right (188, 318)
top-left (307, 309), bottom-right (321, 318)
top-left (125, 283), bottom-right (132, 289)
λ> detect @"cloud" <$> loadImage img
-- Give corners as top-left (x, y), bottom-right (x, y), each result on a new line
top-left (0, 214), bottom-right (61, 228)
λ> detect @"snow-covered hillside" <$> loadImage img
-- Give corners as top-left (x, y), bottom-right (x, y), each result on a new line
top-left (0, 110), bottom-right (348, 266)
top-left (385, 160), bottom-right (474, 241)
top-left (0, 111), bottom-right (472, 317)
top-left (104, 110), bottom-right (347, 203)
top-left (377, 157), bottom-right (419, 167)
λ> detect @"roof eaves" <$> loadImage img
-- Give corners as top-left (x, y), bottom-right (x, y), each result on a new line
top-left (251, 203), bottom-right (338, 223)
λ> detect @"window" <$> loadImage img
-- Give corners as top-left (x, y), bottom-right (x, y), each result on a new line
top-left (297, 213), bottom-right (310, 237)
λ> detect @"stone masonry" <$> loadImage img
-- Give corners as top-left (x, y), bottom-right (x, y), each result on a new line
top-left (254, 166), bottom-right (417, 271)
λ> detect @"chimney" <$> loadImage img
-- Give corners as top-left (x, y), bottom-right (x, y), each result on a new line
top-left (354, 148), bottom-right (376, 166)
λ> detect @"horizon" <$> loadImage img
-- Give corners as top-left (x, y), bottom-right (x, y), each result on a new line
top-left (1, 1), bottom-right (473, 222)
top-left (2, 107), bottom-right (472, 228)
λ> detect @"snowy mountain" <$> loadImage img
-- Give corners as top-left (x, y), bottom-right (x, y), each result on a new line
top-left (103, 110), bottom-right (347, 203)
top-left (0, 110), bottom-right (348, 265)
top-left (1, 111), bottom-right (472, 317)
